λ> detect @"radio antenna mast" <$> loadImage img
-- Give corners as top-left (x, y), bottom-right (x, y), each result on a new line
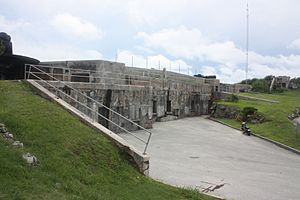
top-left (246, 3), bottom-right (249, 84)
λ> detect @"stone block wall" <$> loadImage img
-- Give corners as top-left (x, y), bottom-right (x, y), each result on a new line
top-left (39, 60), bottom-right (218, 132)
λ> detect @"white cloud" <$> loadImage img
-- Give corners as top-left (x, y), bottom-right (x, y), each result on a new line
top-left (288, 38), bottom-right (300, 49)
top-left (2, 1), bottom-right (300, 83)
top-left (117, 50), bottom-right (193, 75)
top-left (201, 66), bottom-right (217, 75)
top-left (51, 13), bottom-right (103, 40)
top-left (137, 26), bottom-right (300, 83)
top-left (137, 26), bottom-right (245, 66)
top-left (16, 42), bottom-right (103, 61)
top-left (0, 15), bottom-right (31, 32)
top-left (0, 15), bottom-right (103, 61)
top-left (127, 0), bottom-right (185, 26)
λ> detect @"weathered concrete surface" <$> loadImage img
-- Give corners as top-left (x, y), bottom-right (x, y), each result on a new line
top-left (38, 61), bottom-right (217, 132)
top-left (28, 80), bottom-right (150, 175)
top-left (119, 117), bottom-right (300, 200)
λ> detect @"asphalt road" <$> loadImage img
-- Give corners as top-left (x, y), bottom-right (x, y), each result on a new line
top-left (119, 117), bottom-right (300, 200)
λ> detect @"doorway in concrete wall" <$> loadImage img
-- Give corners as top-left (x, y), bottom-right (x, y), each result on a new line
top-left (167, 100), bottom-right (172, 113)
top-left (200, 100), bottom-right (204, 115)
top-left (152, 100), bottom-right (157, 114)
top-left (166, 89), bottom-right (171, 114)
top-left (98, 89), bottom-right (112, 128)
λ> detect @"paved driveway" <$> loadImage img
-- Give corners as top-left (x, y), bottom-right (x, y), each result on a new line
top-left (119, 117), bottom-right (300, 200)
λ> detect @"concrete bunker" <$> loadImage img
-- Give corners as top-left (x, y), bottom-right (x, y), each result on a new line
top-left (35, 60), bottom-right (219, 132)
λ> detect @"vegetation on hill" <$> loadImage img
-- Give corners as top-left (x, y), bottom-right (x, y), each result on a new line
top-left (0, 41), bottom-right (4, 56)
top-left (240, 75), bottom-right (282, 93)
top-left (217, 89), bottom-right (300, 151)
top-left (0, 81), bottom-right (216, 200)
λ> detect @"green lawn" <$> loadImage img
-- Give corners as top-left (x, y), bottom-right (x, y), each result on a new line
top-left (0, 81), bottom-right (216, 200)
top-left (217, 90), bottom-right (300, 150)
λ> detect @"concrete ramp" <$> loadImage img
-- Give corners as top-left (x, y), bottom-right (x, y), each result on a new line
top-left (119, 117), bottom-right (300, 200)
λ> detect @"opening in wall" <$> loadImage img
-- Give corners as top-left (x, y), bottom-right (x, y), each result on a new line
top-left (191, 100), bottom-right (195, 111)
top-left (71, 73), bottom-right (90, 82)
top-left (167, 100), bottom-right (172, 113)
top-left (62, 85), bottom-right (71, 95)
top-left (215, 86), bottom-right (219, 92)
top-left (98, 107), bottom-right (109, 128)
top-left (152, 100), bottom-right (157, 114)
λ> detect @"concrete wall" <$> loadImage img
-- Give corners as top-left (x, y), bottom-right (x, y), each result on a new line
top-left (40, 60), bottom-right (218, 132)
top-left (27, 80), bottom-right (150, 175)
top-left (220, 83), bottom-right (252, 93)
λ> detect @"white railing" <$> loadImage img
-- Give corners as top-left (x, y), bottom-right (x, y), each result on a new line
top-left (24, 64), bottom-right (152, 154)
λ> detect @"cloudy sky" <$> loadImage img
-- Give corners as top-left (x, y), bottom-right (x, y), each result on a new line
top-left (1, 0), bottom-right (300, 83)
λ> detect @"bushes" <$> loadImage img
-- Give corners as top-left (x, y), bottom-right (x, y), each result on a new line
top-left (225, 94), bottom-right (239, 102)
top-left (239, 106), bottom-right (265, 123)
top-left (240, 107), bottom-right (257, 121)
top-left (212, 102), bottom-right (265, 124)
top-left (252, 79), bottom-right (270, 93)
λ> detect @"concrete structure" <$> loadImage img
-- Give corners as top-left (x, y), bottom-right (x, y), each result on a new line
top-left (274, 76), bottom-right (290, 89)
top-left (120, 117), bottom-right (300, 200)
top-left (0, 32), bottom-right (39, 80)
top-left (270, 76), bottom-right (290, 92)
top-left (289, 79), bottom-right (299, 89)
top-left (34, 60), bottom-right (219, 132)
top-left (220, 83), bottom-right (252, 93)
top-left (27, 79), bottom-right (150, 175)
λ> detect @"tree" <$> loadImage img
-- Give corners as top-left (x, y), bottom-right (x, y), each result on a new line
top-left (264, 75), bottom-right (273, 81)
top-left (252, 79), bottom-right (269, 93)
top-left (0, 41), bottom-right (4, 56)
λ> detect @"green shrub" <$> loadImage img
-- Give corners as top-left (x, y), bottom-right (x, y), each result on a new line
top-left (240, 106), bottom-right (258, 121)
top-left (225, 94), bottom-right (239, 103)
top-left (252, 79), bottom-right (270, 93)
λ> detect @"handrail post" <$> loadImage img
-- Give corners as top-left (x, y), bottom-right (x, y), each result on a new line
top-left (27, 65), bottom-right (32, 79)
top-left (24, 64), bottom-right (27, 80)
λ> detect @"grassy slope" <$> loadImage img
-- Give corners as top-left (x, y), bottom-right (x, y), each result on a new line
top-left (218, 90), bottom-right (300, 150)
top-left (0, 81), bottom-right (215, 200)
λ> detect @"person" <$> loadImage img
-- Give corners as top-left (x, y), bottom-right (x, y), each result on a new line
top-left (241, 121), bottom-right (251, 136)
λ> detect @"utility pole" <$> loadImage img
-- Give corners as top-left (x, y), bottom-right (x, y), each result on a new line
top-left (246, 3), bottom-right (249, 84)
top-left (131, 55), bottom-right (134, 67)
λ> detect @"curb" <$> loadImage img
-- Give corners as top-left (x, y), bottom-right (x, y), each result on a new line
top-left (158, 181), bottom-right (225, 200)
top-left (209, 117), bottom-right (300, 156)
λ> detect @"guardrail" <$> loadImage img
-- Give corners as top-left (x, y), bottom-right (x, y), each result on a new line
top-left (24, 64), bottom-right (151, 86)
top-left (25, 64), bottom-right (152, 154)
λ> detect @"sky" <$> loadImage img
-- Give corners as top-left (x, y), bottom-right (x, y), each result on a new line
top-left (1, 0), bottom-right (300, 83)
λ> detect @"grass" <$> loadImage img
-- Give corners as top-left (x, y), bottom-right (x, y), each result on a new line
top-left (0, 80), bottom-right (216, 200)
top-left (217, 90), bottom-right (300, 150)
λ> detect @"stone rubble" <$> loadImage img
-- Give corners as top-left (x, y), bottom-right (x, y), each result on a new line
top-left (288, 107), bottom-right (300, 120)
top-left (12, 140), bottom-right (24, 148)
top-left (1, 123), bottom-right (37, 164)
top-left (0, 123), bottom-right (7, 133)
top-left (22, 153), bottom-right (38, 165)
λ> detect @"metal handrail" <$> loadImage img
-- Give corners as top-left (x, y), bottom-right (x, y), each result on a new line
top-left (25, 64), bottom-right (152, 154)
top-left (27, 65), bottom-right (152, 134)
top-left (27, 71), bottom-right (151, 85)
top-left (31, 64), bottom-right (152, 79)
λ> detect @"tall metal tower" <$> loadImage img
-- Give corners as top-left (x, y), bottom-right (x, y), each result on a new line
top-left (246, 3), bottom-right (249, 84)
